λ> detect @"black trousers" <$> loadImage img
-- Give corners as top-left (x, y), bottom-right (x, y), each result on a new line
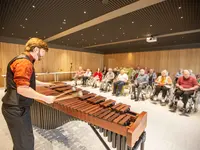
top-left (154, 85), bottom-right (169, 98)
top-left (175, 89), bottom-right (194, 108)
top-left (1, 104), bottom-right (34, 150)
top-left (82, 76), bottom-right (89, 85)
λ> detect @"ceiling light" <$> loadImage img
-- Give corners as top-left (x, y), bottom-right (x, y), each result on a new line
top-left (36, 31), bottom-right (38, 34)
top-left (81, 34), bottom-right (83, 36)
top-left (150, 25), bottom-right (152, 27)
top-left (137, 36), bottom-right (138, 38)
top-left (120, 27), bottom-right (122, 30)
top-left (181, 16), bottom-right (183, 19)
top-left (116, 37), bottom-right (118, 39)
top-left (68, 38), bottom-right (70, 40)
top-left (170, 28), bottom-right (172, 31)
top-left (97, 28), bottom-right (99, 31)
top-left (94, 42), bottom-right (96, 44)
top-left (32, 5), bottom-right (35, 8)
top-left (178, 6), bottom-right (181, 9)
top-left (110, 40), bottom-right (112, 42)
top-left (12, 33), bottom-right (14, 35)
top-left (60, 27), bottom-right (62, 29)
top-left (44, 36), bottom-right (46, 38)
top-left (77, 42), bottom-right (79, 44)
top-left (132, 21), bottom-right (134, 24)
top-left (102, 34), bottom-right (104, 36)
top-left (94, 38), bottom-right (96, 40)
top-left (84, 11), bottom-right (87, 14)
top-left (62, 41), bottom-right (64, 43)
top-left (82, 39), bottom-right (84, 41)
top-left (64, 19), bottom-right (66, 22)
top-left (20, 25), bottom-right (22, 27)
top-left (25, 18), bottom-right (28, 21)
top-left (63, 22), bottom-right (66, 24)
top-left (2, 27), bottom-right (4, 29)
top-left (123, 32), bottom-right (125, 35)
top-left (182, 37), bottom-right (184, 39)
top-left (23, 26), bottom-right (25, 28)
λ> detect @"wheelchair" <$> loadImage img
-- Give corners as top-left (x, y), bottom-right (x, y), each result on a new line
top-left (169, 88), bottom-right (199, 114)
top-left (130, 83), bottom-right (150, 101)
top-left (150, 84), bottom-right (173, 106)
top-left (99, 79), bottom-right (113, 92)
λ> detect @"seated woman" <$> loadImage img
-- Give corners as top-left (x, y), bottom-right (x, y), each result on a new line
top-left (131, 69), bottom-right (149, 101)
top-left (148, 69), bottom-right (157, 87)
top-left (112, 70), bottom-right (128, 96)
top-left (171, 70), bottom-right (199, 113)
top-left (73, 66), bottom-right (85, 86)
top-left (151, 70), bottom-right (172, 104)
top-left (91, 68), bottom-right (103, 88)
top-left (100, 68), bottom-right (115, 91)
top-left (82, 69), bottom-right (92, 86)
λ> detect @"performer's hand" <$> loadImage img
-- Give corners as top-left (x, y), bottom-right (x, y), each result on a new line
top-left (44, 96), bottom-right (56, 104)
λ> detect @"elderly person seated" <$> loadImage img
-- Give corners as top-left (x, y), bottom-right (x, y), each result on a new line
top-left (112, 70), bottom-right (128, 96)
top-left (82, 69), bottom-right (92, 86)
top-left (100, 68), bottom-right (115, 91)
top-left (73, 66), bottom-right (85, 86)
top-left (148, 69), bottom-right (157, 87)
top-left (151, 70), bottom-right (172, 104)
top-left (175, 68), bottom-right (183, 83)
top-left (131, 69), bottom-right (149, 101)
top-left (170, 70), bottom-right (199, 113)
top-left (91, 68), bottom-right (103, 88)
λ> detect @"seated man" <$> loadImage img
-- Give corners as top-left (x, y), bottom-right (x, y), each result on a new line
top-left (73, 66), bottom-right (85, 86)
top-left (151, 70), bottom-right (172, 104)
top-left (131, 69), bottom-right (149, 101)
top-left (171, 70), bottom-right (198, 112)
top-left (148, 69), bottom-right (157, 87)
top-left (82, 69), bottom-right (92, 86)
top-left (112, 70), bottom-right (128, 96)
top-left (100, 68), bottom-right (115, 91)
top-left (91, 68), bottom-right (103, 87)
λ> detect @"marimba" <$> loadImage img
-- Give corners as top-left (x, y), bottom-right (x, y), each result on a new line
top-left (31, 83), bottom-right (147, 150)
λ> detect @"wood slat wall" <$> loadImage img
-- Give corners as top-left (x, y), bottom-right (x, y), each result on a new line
top-left (104, 48), bottom-right (200, 75)
top-left (0, 42), bottom-right (104, 87)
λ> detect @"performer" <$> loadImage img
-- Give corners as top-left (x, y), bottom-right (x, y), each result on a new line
top-left (1, 38), bottom-right (56, 150)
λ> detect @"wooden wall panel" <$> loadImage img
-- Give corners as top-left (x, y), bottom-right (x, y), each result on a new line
top-left (0, 42), bottom-right (104, 87)
top-left (104, 48), bottom-right (200, 75)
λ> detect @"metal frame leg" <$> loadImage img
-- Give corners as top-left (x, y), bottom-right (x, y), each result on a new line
top-left (90, 125), bottom-right (111, 150)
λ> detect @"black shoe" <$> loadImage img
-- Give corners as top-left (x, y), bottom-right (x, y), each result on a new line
top-left (131, 95), bottom-right (136, 100)
top-left (170, 105), bottom-right (177, 112)
top-left (116, 93), bottom-right (120, 97)
top-left (135, 97), bottom-right (139, 101)
top-left (169, 103), bottom-right (173, 109)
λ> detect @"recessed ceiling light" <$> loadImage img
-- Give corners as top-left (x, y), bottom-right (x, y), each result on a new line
top-left (60, 27), bottom-right (62, 29)
top-left (68, 38), bottom-right (70, 40)
top-left (116, 37), bottom-right (118, 39)
top-left (32, 5), bottom-right (35, 8)
top-left (170, 28), bottom-right (172, 31)
top-left (20, 25), bottom-right (22, 27)
top-left (132, 21), bottom-right (134, 24)
top-left (2, 27), bottom-right (4, 29)
top-left (120, 27), bottom-right (122, 30)
top-left (36, 31), bottom-right (38, 34)
top-left (181, 16), bottom-right (183, 19)
top-left (64, 19), bottom-right (66, 22)
top-left (150, 25), bottom-right (152, 27)
top-left (97, 28), bottom-right (99, 31)
top-left (44, 36), bottom-right (46, 38)
top-left (62, 41), bottom-right (64, 43)
top-left (25, 18), bottom-right (28, 21)
top-left (81, 34), bottom-right (83, 36)
top-left (94, 42), bottom-right (96, 44)
top-left (178, 6), bottom-right (181, 9)
top-left (174, 41), bottom-right (176, 43)
top-left (110, 40), bottom-right (113, 42)
top-left (84, 11), bottom-right (87, 14)
top-left (22, 26), bottom-right (25, 28)
top-left (63, 22), bottom-right (66, 24)
top-left (77, 42), bottom-right (79, 44)
top-left (137, 36), bottom-right (138, 38)
top-left (102, 34), bottom-right (104, 36)
top-left (12, 33), bottom-right (14, 35)
top-left (123, 32), bottom-right (125, 35)
top-left (182, 37), bottom-right (184, 39)
top-left (82, 39), bottom-right (84, 41)
top-left (94, 38), bottom-right (96, 40)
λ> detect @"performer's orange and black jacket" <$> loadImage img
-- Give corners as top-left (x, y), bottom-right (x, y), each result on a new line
top-left (2, 52), bottom-right (36, 106)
